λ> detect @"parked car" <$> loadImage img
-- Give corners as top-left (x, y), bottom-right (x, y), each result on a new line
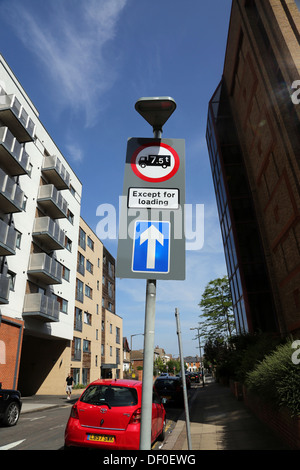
top-left (154, 376), bottom-right (184, 406)
top-left (190, 372), bottom-right (200, 383)
top-left (0, 387), bottom-right (22, 426)
top-left (64, 379), bottom-right (166, 450)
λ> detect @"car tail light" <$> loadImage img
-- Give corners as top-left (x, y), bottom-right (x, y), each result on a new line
top-left (70, 404), bottom-right (79, 419)
top-left (130, 408), bottom-right (141, 424)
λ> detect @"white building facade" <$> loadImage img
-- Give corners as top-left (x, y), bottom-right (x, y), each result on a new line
top-left (0, 55), bottom-right (82, 394)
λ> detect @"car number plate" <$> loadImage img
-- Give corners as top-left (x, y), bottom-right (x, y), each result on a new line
top-left (87, 434), bottom-right (114, 442)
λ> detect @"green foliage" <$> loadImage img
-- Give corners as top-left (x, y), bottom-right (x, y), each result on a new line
top-left (199, 276), bottom-right (235, 342)
top-left (245, 341), bottom-right (300, 416)
top-left (204, 332), bottom-right (283, 383)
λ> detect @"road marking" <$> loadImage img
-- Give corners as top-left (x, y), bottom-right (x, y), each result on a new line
top-left (0, 439), bottom-right (26, 450)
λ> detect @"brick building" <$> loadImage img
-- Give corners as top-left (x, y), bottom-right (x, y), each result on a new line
top-left (206, 0), bottom-right (300, 335)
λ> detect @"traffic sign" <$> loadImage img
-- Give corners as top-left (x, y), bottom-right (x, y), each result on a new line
top-left (116, 137), bottom-right (185, 280)
top-left (132, 221), bottom-right (170, 273)
top-left (131, 142), bottom-right (180, 182)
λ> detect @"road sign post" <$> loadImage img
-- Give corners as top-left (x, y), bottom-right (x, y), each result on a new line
top-left (116, 98), bottom-right (185, 450)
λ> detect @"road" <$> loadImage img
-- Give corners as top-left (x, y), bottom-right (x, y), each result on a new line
top-left (0, 386), bottom-right (198, 450)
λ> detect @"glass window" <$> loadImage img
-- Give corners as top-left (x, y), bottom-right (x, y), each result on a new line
top-left (80, 384), bottom-right (138, 407)
top-left (79, 228), bottom-right (86, 250)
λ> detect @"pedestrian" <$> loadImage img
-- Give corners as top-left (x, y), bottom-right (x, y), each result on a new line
top-left (66, 373), bottom-right (74, 400)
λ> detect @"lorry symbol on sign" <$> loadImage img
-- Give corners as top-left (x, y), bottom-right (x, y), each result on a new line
top-left (138, 154), bottom-right (171, 169)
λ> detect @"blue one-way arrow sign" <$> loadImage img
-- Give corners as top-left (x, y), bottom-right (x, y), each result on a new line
top-left (132, 221), bottom-right (170, 273)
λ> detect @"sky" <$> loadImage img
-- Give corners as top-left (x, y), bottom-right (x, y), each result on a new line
top-left (0, 0), bottom-right (236, 357)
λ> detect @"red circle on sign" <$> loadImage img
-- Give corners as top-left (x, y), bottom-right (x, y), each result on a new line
top-left (131, 142), bottom-right (180, 182)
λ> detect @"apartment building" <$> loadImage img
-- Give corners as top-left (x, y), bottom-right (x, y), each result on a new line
top-left (70, 219), bottom-right (123, 385)
top-left (206, 1), bottom-right (300, 335)
top-left (71, 217), bottom-right (103, 386)
top-left (101, 246), bottom-right (123, 379)
top-left (0, 54), bottom-right (82, 394)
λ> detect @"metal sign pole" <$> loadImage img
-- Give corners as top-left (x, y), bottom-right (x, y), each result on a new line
top-left (139, 278), bottom-right (156, 449)
top-left (139, 127), bottom-right (162, 450)
top-left (175, 308), bottom-right (192, 450)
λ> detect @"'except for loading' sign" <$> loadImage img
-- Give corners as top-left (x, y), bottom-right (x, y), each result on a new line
top-left (131, 142), bottom-right (180, 182)
top-left (132, 221), bottom-right (170, 274)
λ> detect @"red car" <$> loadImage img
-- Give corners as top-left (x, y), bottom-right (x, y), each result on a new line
top-left (64, 379), bottom-right (166, 450)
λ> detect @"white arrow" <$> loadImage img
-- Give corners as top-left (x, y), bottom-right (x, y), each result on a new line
top-left (0, 439), bottom-right (25, 450)
top-left (140, 224), bottom-right (164, 269)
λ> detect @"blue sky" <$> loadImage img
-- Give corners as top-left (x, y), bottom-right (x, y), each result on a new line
top-left (0, 0), bottom-right (235, 357)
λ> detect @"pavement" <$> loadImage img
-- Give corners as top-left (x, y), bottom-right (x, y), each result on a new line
top-left (162, 378), bottom-right (291, 451)
top-left (20, 379), bottom-right (291, 451)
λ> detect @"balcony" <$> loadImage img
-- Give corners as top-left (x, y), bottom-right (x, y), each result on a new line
top-left (28, 253), bottom-right (62, 285)
top-left (0, 274), bottom-right (10, 304)
top-left (37, 184), bottom-right (68, 219)
top-left (0, 92), bottom-right (35, 143)
top-left (0, 168), bottom-right (24, 213)
top-left (42, 155), bottom-right (70, 190)
top-left (0, 219), bottom-right (17, 256)
top-left (0, 127), bottom-right (30, 176)
top-left (23, 293), bottom-right (59, 322)
top-left (32, 217), bottom-right (65, 251)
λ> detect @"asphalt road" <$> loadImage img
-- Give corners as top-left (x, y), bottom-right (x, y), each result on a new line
top-left (0, 387), bottom-right (197, 450)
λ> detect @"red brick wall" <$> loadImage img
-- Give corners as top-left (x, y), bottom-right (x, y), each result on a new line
top-left (243, 386), bottom-right (300, 449)
top-left (0, 315), bottom-right (24, 389)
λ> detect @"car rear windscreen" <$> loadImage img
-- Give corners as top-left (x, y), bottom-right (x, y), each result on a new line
top-left (80, 385), bottom-right (138, 407)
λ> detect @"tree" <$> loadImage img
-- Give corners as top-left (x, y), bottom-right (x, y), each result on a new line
top-left (198, 276), bottom-right (235, 343)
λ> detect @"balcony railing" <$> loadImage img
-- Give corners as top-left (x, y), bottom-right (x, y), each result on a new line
top-left (0, 219), bottom-right (17, 256)
top-left (0, 167), bottom-right (24, 213)
top-left (28, 253), bottom-right (62, 285)
top-left (0, 126), bottom-right (30, 176)
top-left (42, 155), bottom-right (70, 190)
top-left (0, 91), bottom-right (35, 143)
top-left (37, 184), bottom-right (68, 219)
top-left (0, 274), bottom-right (10, 304)
top-left (32, 217), bottom-right (65, 251)
top-left (23, 293), bottom-right (59, 322)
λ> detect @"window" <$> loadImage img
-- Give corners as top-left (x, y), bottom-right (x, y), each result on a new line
top-left (87, 236), bottom-right (94, 250)
top-left (69, 185), bottom-right (76, 197)
top-left (77, 252), bottom-right (85, 275)
top-left (7, 271), bottom-right (16, 291)
top-left (67, 209), bottom-right (74, 224)
top-left (57, 296), bottom-right (68, 313)
top-left (97, 280), bottom-right (99, 290)
top-left (116, 327), bottom-right (120, 344)
top-left (108, 281), bottom-right (113, 298)
top-left (83, 339), bottom-right (90, 353)
top-left (86, 259), bottom-right (93, 274)
top-left (84, 311), bottom-right (92, 325)
top-left (15, 231), bottom-right (22, 249)
top-left (62, 265), bottom-right (70, 282)
top-left (65, 236), bottom-right (72, 252)
top-left (110, 323), bottom-right (112, 334)
top-left (76, 278), bottom-right (84, 302)
top-left (22, 195), bottom-right (28, 211)
top-left (96, 329), bottom-right (99, 340)
top-left (73, 338), bottom-right (81, 361)
top-left (74, 307), bottom-right (82, 331)
top-left (79, 228), bottom-right (86, 250)
top-left (85, 284), bottom-right (93, 299)
top-left (110, 346), bottom-right (112, 357)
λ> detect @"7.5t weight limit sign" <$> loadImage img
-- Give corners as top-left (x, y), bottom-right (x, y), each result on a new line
top-left (116, 137), bottom-right (185, 281)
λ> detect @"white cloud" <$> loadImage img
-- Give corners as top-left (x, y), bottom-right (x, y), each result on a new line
top-left (3, 0), bottom-right (127, 127)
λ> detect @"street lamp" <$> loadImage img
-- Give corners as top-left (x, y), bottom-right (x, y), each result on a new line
top-left (130, 333), bottom-right (144, 351)
top-left (135, 96), bottom-right (177, 450)
top-left (135, 96), bottom-right (177, 138)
